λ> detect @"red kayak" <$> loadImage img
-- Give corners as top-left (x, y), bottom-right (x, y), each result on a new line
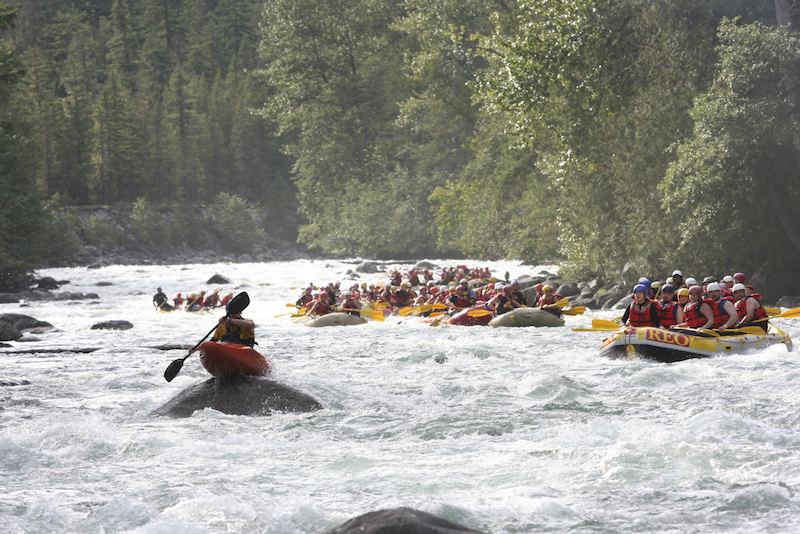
top-left (199, 341), bottom-right (269, 377)
top-left (447, 306), bottom-right (493, 326)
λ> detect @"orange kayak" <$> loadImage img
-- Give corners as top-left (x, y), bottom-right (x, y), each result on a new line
top-left (199, 341), bottom-right (269, 377)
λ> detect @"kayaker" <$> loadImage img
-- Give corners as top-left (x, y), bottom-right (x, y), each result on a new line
top-left (153, 288), bottom-right (169, 310)
top-left (705, 282), bottom-right (738, 331)
top-left (307, 292), bottom-right (332, 316)
top-left (678, 285), bottom-right (714, 329)
top-left (209, 307), bottom-right (256, 347)
top-left (733, 283), bottom-right (769, 331)
top-left (657, 284), bottom-right (683, 329)
top-left (335, 291), bottom-right (361, 316)
top-left (622, 284), bottom-right (660, 327)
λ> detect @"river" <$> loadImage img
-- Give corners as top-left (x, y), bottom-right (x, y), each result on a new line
top-left (2, 260), bottom-right (799, 533)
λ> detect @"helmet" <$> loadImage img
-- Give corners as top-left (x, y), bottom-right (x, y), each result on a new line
top-left (651, 280), bottom-right (663, 289)
top-left (633, 284), bottom-right (647, 294)
top-left (722, 275), bottom-right (734, 284)
top-left (542, 284), bottom-right (554, 293)
top-left (495, 283), bottom-right (504, 291)
top-left (685, 277), bottom-right (698, 286)
top-left (401, 282), bottom-right (410, 288)
top-left (672, 270), bottom-right (683, 277)
top-left (661, 284), bottom-right (675, 293)
top-left (703, 276), bottom-right (717, 285)
top-left (361, 283), bottom-right (368, 289)
top-left (689, 286), bottom-right (704, 298)
top-left (719, 282), bottom-right (728, 290)
top-left (733, 272), bottom-right (747, 283)
top-left (157, 287), bottom-right (162, 292)
top-left (706, 282), bottom-right (722, 292)
top-left (486, 283), bottom-right (495, 290)
top-left (638, 277), bottom-right (651, 286)
top-left (341, 291), bottom-right (351, 298)
top-left (677, 288), bottom-right (689, 297)
top-left (430, 287), bottom-right (439, 294)
top-left (534, 283), bottom-right (544, 292)
top-left (666, 277), bottom-right (674, 286)
top-left (459, 278), bottom-right (468, 284)
top-left (732, 283), bottom-right (747, 293)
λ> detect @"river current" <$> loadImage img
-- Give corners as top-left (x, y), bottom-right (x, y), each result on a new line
top-left (1, 260), bottom-right (799, 533)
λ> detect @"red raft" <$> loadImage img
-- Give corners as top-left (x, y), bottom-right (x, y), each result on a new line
top-left (199, 341), bottom-right (269, 377)
top-left (447, 306), bottom-right (493, 326)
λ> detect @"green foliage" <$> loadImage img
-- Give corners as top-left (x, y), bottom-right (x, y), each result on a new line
top-left (131, 196), bottom-right (167, 246)
top-left (208, 193), bottom-right (265, 254)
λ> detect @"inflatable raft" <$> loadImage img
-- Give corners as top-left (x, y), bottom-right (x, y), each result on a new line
top-left (305, 312), bottom-right (367, 327)
top-left (489, 308), bottom-right (565, 328)
top-left (199, 341), bottom-right (269, 377)
top-left (600, 325), bottom-right (792, 363)
top-left (447, 307), bottom-right (493, 326)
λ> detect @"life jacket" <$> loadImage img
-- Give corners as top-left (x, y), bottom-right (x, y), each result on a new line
top-left (657, 300), bottom-right (678, 329)
top-left (173, 296), bottom-right (184, 306)
top-left (706, 298), bottom-right (729, 328)
top-left (735, 296), bottom-right (768, 323)
top-left (538, 294), bottom-right (560, 307)
top-left (340, 299), bottom-right (359, 316)
top-left (628, 300), bottom-right (657, 327)
top-left (683, 302), bottom-right (707, 328)
top-left (213, 320), bottom-right (255, 347)
top-left (451, 294), bottom-right (471, 308)
top-left (297, 294), bottom-right (313, 306)
top-left (314, 301), bottom-right (331, 315)
top-left (221, 294), bottom-right (233, 306)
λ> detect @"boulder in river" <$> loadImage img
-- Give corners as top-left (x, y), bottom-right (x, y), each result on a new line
top-left (91, 320), bottom-right (133, 330)
top-left (35, 276), bottom-right (61, 290)
top-left (0, 293), bottom-right (20, 304)
top-left (152, 376), bottom-right (322, 418)
top-left (0, 379), bottom-right (31, 387)
top-left (0, 314), bottom-right (53, 331)
top-left (0, 342), bottom-right (11, 348)
top-left (356, 261), bottom-right (380, 274)
top-left (776, 296), bottom-right (800, 308)
top-left (612, 294), bottom-right (633, 310)
top-left (95, 281), bottom-right (114, 286)
top-left (323, 507), bottom-right (485, 534)
top-left (0, 321), bottom-right (22, 342)
top-left (414, 260), bottom-right (439, 270)
top-left (54, 291), bottom-right (99, 300)
top-left (206, 273), bottom-right (231, 284)
top-left (557, 283), bottom-right (580, 297)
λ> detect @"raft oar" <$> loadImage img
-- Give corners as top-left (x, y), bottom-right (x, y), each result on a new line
top-left (562, 306), bottom-right (586, 316)
top-left (766, 306), bottom-right (800, 319)
top-left (163, 291), bottom-right (250, 382)
top-left (466, 308), bottom-right (495, 318)
top-left (275, 306), bottom-right (306, 318)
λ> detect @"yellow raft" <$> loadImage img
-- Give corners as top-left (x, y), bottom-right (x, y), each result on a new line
top-left (600, 325), bottom-right (793, 363)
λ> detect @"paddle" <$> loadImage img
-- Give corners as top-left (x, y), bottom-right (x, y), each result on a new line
top-left (561, 306), bottom-right (586, 316)
top-left (163, 292), bottom-right (250, 382)
top-left (766, 306), bottom-right (800, 319)
top-left (466, 308), bottom-right (494, 318)
top-left (275, 306), bottom-right (306, 318)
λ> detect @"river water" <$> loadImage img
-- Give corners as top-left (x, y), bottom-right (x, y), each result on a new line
top-left (1, 260), bottom-right (799, 533)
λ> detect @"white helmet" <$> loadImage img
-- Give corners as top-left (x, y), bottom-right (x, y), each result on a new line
top-left (666, 277), bottom-right (674, 286)
top-left (495, 283), bottom-right (504, 291)
top-left (719, 282), bottom-right (728, 290)
top-left (722, 275), bottom-right (734, 283)
top-left (672, 270), bottom-right (683, 277)
top-left (341, 291), bottom-right (351, 298)
top-left (706, 282), bottom-right (722, 292)
top-left (685, 277), bottom-right (698, 286)
top-left (732, 283), bottom-right (747, 293)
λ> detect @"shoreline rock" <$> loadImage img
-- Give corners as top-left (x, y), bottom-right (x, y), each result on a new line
top-left (91, 320), bottom-right (133, 331)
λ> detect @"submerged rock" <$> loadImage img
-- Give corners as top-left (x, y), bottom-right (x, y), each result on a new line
top-left (95, 281), bottom-right (114, 286)
top-left (0, 314), bottom-right (54, 331)
top-left (54, 291), bottom-right (99, 300)
top-left (206, 273), bottom-right (231, 284)
top-left (152, 376), bottom-right (322, 418)
top-left (323, 507), bottom-right (485, 534)
top-left (0, 379), bottom-right (31, 387)
top-left (91, 320), bottom-right (133, 330)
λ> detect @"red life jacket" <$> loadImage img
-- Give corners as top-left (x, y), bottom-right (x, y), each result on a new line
top-left (683, 302), bottom-right (707, 328)
top-left (314, 301), bottom-right (331, 315)
top-left (628, 300), bottom-right (657, 327)
top-left (657, 300), bottom-right (678, 329)
top-left (538, 294), bottom-right (560, 306)
top-left (734, 296), bottom-right (768, 323)
top-left (706, 298), bottom-right (729, 328)
top-left (452, 295), bottom-right (471, 308)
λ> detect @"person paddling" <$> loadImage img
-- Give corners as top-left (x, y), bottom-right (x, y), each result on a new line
top-left (733, 283), bottom-right (769, 332)
top-left (153, 287), bottom-right (170, 310)
top-left (208, 305), bottom-right (256, 347)
top-left (656, 284), bottom-right (683, 328)
top-left (622, 284), bottom-right (660, 328)
top-left (705, 282), bottom-right (738, 331)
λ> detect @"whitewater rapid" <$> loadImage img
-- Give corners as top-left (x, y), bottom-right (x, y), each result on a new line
top-left (1, 260), bottom-right (799, 533)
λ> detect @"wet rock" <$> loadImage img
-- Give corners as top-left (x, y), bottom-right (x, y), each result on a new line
top-left (152, 376), bottom-right (322, 418)
top-left (57, 280), bottom-right (70, 285)
top-left (35, 276), bottom-right (61, 290)
top-left (414, 261), bottom-right (439, 270)
top-left (95, 281), bottom-right (114, 286)
top-left (776, 296), bottom-right (800, 308)
top-left (15, 336), bottom-right (41, 343)
top-left (206, 273), bottom-right (231, 284)
top-left (91, 320), bottom-right (133, 330)
top-left (356, 261), bottom-right (380, 274)
top-left (0, 379), bottom-right (31, 387)
top-left (87, 264), bottom-right (103, 270)
top-left (515, 275), bottom-right (545, 289)
top-left (54, 291), bottom-right (99, 301)
top-left (557, 283), bottom-right (580, 297)
top-left (323, 507), bottom-right (485, 534)
top-left (520, 287), bottom-right (538, 306)
top-left (600, 286), bottom-right (627, 309)
top-left (148, 344), bottom-right (191, 351)
top-left (0, 294), bottom-right (20, 304)
top-left (0, 314), bottom-right (54, 331)
top-left (0, 322), bottom-right (22, 341)
top-left (0, 342), bottom-right (11, 348)
top-left (571, 295), bottom-right (599, 309)
top-left (612, 294), bottom-right (633, 310)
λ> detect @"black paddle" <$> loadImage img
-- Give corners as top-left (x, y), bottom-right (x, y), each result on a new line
top-left (162, 292), bottom-right (250, 382)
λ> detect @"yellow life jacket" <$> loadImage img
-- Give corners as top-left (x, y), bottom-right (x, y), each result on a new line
top-left (212, 320), bottom-right (255, 346)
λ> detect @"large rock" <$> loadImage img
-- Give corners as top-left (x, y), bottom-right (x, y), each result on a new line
top-left (0, 321), bottom-right (22, 341)
top-left (414, 261), bottom-right (439, 270)
top-left (0, 314), bottom-right (53, 331)
top-left (54, 291), bottom-right (99, 301)
top-left (91, 320), bottom-right (133, 330)
top-left (612, 294), bottom-right (633, 310)
top-left (152, 376), bottom-right (323, 418)
top-left (35, 276), bottom-right (61, 290)
top-left (558, 283), bottom-right (580, 297)
top-left (0, 294), bottom-right (20, 304)
top-left (0, 379), bottom-right (31, 387)
top-left (776, 296), bottom-right (800, 308)
top-left (356, 261), bottom-right (380, 274)
top-left (571, 295), bottom-right (599, 309)
top-left (323, 507), bottom-right (485, 534)
top-left (206, 273), bottom-right (231, 284)
top-left (514, 275), bottom-right (546, 290)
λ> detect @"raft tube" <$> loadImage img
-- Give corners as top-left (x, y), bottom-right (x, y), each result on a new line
top-left (489, 308), bottom-right (565, 328)
top-left (447, 307), bottom-right (493, 326)
top-left (599, 325), bottom-right (792, 363)
top-left (305, 312), bottom-right (368, 327)
top-left (199, 341), bottom-right (269, 377)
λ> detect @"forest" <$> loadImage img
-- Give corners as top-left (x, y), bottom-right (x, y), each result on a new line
top-left (1, 0), bottom-right (800, 294)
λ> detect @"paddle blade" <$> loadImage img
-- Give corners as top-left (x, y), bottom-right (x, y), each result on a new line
top-left (572, 327), bottom-right (617, 332)
top-left (398, 306), bottom-right (416, 316)
top-left (226, 292), bottom-right (250, 316)
top-left (369, 310), bottom-right (385, 322)
top-left (562, 306), bottom-right (586, 316)
top-left (592, 318), bottom-right (621, 329)
top-left (778, 306), bottom-right (800, 319)
top-left (467, 309), bottom-right (493, 318)
top-left (163, 358), bottom-right (184, 382)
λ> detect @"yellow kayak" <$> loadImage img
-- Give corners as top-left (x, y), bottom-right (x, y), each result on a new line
top-left (600, 325), bottom-right (792, 363)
